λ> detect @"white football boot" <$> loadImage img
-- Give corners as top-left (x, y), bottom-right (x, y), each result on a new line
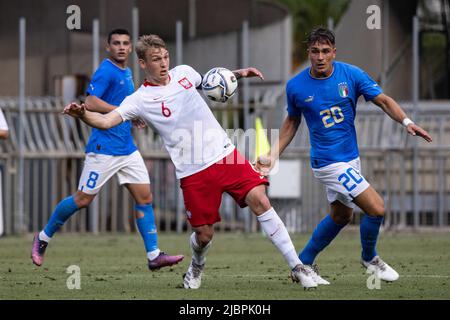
top-left (183, 260), bottom-right (205, 289)
top-left (304, 264), bottom-right (330, 285)
top-left (361, 255), bottom-right (399, 282)
top-left (291, 264), bottom-right (318, 289)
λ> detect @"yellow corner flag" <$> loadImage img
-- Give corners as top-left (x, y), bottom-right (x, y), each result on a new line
top-left (255, 117), bottom-right (271, 163)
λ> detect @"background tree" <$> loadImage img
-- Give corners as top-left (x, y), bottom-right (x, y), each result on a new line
top-left (276, 0), bottom-right (350, 69)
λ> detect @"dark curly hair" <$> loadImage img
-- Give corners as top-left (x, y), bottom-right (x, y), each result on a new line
top-left (306, 27), bottom-right (335, 48)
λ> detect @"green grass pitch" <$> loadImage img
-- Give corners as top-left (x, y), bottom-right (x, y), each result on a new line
top-left (1, 231), bottom-right (449, 299)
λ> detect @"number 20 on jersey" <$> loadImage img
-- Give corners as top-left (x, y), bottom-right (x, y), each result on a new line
top-left (320, 106), bottom-right (344, 128)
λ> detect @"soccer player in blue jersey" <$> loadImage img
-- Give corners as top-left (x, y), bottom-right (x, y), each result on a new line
top-left (256, 27), bottom-right (432, 285)
top-left (31, 29), bottom-right (183, 270)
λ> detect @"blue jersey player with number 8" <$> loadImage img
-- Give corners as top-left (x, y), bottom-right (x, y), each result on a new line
top-left (31, 29), bottom-right (183, 270)
top-left (256, 27), bottom-right (432, 285)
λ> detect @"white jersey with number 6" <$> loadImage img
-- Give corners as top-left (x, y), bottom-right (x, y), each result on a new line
top-left (115, 65), bottom-right (234, 179)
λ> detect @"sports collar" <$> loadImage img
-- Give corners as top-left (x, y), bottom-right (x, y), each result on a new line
top-left (143, 75), bottom-right (171, 87)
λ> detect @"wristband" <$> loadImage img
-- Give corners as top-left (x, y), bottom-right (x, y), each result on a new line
top-left (402, 118), bottom-right (414, 127)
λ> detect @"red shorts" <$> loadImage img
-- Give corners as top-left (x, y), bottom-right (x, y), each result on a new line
top-left (180, 148), bottom-right (269, 227)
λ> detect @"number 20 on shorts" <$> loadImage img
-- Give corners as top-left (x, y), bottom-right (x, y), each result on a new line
top-left (338, 168), bottom-right (363, 192)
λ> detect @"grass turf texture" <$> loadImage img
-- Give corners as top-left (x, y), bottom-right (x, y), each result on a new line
top-left (1, 232), bottom-right (449, 299)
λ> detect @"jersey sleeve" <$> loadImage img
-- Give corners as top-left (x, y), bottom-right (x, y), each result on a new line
top-left (181, 65), bottom-right (203, 88)
top-left (286, 81), bottom-right (302, 117)
top-left (354, 67), bottom-right (383, 101)
top-left (86, 66), bottom-right (111, 98)
top-left (115, 93), bottom-right (141, 122)
top-left (0, 109), bottom-right (8, 130)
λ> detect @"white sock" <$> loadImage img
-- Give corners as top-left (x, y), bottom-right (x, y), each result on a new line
top-left (257, 207), bottom-right (301, 269)
top-left (147, 249), bottom-right (161, 261)
top-left (39, 230), bottom-right (52, 243)
top-left (190, 232), bottom-right (211, 265)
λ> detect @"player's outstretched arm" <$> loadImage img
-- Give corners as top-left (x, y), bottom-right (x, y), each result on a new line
top-left (371, 93), bottom-right (433, 142)
top-left (63, 102), bottom-right (123, 130)
top-left (85, 95), bottom-right (117, 114)
top-left (85, 95), bottom-right (146, 129)
top-left (232, 67), bottom-right (265, 81)
top-left (255, 115), bottom-right (302, 176)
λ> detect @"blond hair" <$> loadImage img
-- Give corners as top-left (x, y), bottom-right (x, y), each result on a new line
top-left (135, 34), bottom-right (166, 60)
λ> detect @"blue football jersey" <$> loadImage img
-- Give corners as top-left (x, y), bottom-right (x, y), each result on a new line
top-left (85, 59), bottom-right (137, 155)
top-left (286, 61), bottom-right (382, 168)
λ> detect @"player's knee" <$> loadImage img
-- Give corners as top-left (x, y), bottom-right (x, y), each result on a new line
top-left (76, 197), bottom-right (92, 208)
top-left (74, 193), bottom-right (94, 208)
top-left (195, 227), bottom-right (214, 247)
top-left (139, 192), bottom-right (153, 204)
top-left (258, 196), bottom-right (271, 212)
top-left (372, 203), bottom-right (385, 217)
top-left (197, 232), bottom-right (213, 247)
top-left (250, 194), bottom-right (271, 214)
top-left (331, 212), bottom-right (353, 225)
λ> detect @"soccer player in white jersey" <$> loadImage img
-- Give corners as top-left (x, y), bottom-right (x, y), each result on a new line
top-left (63, 34), bottom-right (317, 289)
top-left (256, 28), bottom-right (433, 285)
top-left (0, 108), bottom-right (8, 139)
top-left (31, 29), bottom-right (183, 271)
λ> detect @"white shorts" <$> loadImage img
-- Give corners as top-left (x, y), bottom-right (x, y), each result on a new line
top-left (312, 157), bottom-right (370, 208)
top-left (78, 151), bottom-right (150, 195)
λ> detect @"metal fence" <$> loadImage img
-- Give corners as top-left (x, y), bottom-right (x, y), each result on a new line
top-left (1, 97), bottom-right (450, 235)
top-left (281, 101), bottom-right (450, 231)
top-left (0, 96), bottom-right (275, 235)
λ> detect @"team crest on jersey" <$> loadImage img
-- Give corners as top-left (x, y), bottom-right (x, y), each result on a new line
top-left (178, 77), bottom-right (193, 89)
top-left (338, 82), bottom-right (349, 98)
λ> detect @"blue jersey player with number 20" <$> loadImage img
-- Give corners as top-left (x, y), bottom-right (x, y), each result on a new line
top-left (256, 27), bottom-right (432, 285)
top-left (31, 29), bottom-right (183, 271)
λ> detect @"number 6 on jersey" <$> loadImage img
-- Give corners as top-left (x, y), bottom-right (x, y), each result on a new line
top-left (161, 102), bottom-right (171, 117)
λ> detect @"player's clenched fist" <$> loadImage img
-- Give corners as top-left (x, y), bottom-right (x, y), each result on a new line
top-left (255, 154), bottom-right (274, 176)
top-left (63, 102), bottom-right (86, 118)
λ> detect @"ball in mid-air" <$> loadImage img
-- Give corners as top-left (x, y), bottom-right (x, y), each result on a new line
top-left (201, 67), bottom-right (238, 103)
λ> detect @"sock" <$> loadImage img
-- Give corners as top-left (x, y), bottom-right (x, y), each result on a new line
top-left (147, 249), bottom-right (161, 261)
top-left (135, 203), bottom-right (159, 259)
top-left (360, 214), bottom-right (384, 262)
top-left (190, 232), bottom-right (211, 265)
top-left (42, 196), bottom-right (79, 239)
top-left (257, 207), bottom-right (301, 269)
top-left (299, 214), bottom-right (346, 265)
top-left (38, 230), bottom-right (52, 243)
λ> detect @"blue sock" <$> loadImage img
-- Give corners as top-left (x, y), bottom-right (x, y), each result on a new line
top-left (360, 214), bottom-right (384, 262)
top-left (299, 214), bottom-right (346, 265)
top-left (43, 196), bottom-right (79, 237)
top-left (135, 204), bottom-right (158, 253)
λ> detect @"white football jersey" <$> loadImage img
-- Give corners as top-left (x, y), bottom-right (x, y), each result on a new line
top-left (115, 65), bottom-right (234, 179)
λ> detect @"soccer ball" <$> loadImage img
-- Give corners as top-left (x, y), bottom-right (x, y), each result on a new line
top-left (201, 67), bottom-right (238, 103)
